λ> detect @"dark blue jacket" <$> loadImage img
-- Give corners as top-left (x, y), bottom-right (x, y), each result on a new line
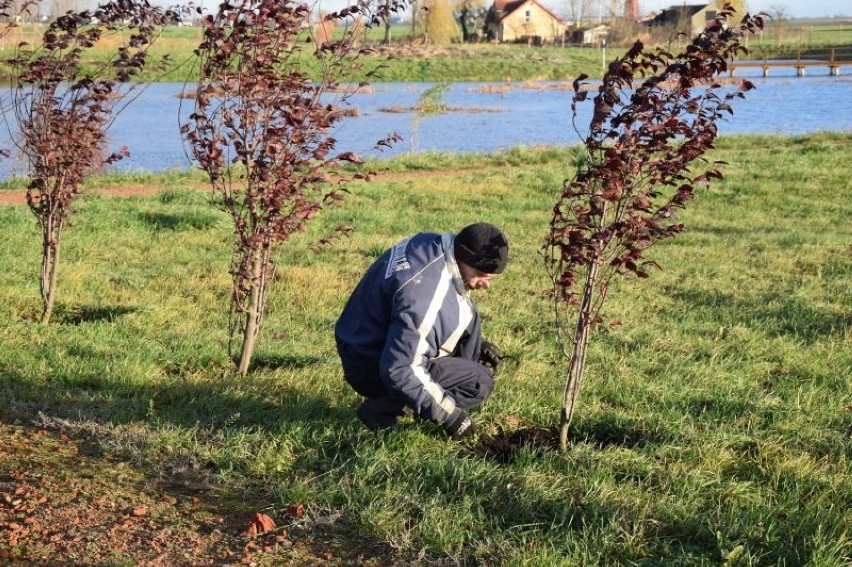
top-left (335, 232), bottom-right (483, 423)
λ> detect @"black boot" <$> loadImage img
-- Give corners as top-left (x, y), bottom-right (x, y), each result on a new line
top-left (356, 397), bottom-right (411, 430)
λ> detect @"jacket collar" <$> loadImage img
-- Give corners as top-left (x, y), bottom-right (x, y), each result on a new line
top-left (441, 232), bottom-right (468, 296)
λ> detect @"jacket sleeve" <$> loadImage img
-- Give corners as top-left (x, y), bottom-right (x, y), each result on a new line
top-left (378, 267), bottom-right (458, 425)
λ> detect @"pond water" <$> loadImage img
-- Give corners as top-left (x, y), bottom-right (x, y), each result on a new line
top-left (1, 68), bottom-right (850, 178)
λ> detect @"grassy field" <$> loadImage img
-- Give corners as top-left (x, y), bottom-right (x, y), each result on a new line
top-left (0, 132), bottom-right (850, 564)
top-left (0, 22), bottom-right (850, 83)
top-left (0, 24), bottom-right (604, 83)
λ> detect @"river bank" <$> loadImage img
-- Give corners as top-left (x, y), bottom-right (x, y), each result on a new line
top-left (2, 74), bottom-right (849, 179)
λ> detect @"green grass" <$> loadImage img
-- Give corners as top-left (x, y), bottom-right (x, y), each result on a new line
top-left (0, 34), bottom-right (604, 83)
top-left (2, 22), bottom-right (849, 83)
top-left (1, 133), bottom-right (850, 564)
top-left (750, 22), bottom-right (852, 48)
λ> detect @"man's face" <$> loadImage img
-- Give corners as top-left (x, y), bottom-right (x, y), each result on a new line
top-left (458, 262), bottom-right (499, 291)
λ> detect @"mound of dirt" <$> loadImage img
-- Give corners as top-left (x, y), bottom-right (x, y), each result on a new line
top-left (468, 426), bottom-right (558, 464)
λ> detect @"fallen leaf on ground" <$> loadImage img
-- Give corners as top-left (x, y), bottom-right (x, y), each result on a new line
top-left (285, 503), bottom-right (304, 519)
top-left (245, 512), bottom-right (276, 536)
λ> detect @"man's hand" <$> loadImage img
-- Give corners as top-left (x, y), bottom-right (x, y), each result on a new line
top-left (479, 340), bottom-right (502, 373)
top-left (445, 409), bottom-right (478, 440)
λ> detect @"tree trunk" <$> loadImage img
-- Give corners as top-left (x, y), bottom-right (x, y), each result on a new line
top-left (559, 255), bottom-right (600, 451)
top-left (40, 214), bottom-right (62, 325)
top-left (235, 244), bottom-right (274, 376)
top-left (457, 10), bottom-right (469, 43)
top-left (236, 247), bottom-right (266, 376)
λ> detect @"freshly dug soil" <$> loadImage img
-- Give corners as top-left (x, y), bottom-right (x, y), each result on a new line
top-left (469, 426), bottom-right (558, 464)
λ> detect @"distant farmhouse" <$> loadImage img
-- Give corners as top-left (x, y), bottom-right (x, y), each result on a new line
top-left (645, 3), bottom-right (726, 36)
top-left (485, 0), bottom-right (567, 44)
top-left (482, 0), bottom-right (733, 45)
top-left (565, 24), bottom-right (609, 46)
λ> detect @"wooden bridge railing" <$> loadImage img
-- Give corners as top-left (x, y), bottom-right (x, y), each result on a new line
top-left (730, 46), bottom-right (852, 77)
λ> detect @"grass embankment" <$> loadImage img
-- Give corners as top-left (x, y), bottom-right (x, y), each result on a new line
top-left (1, 133), bottom-right (851, 564)
top-left (0, 25), bottom-right (604, 82)
top-left (1, 23), bottom-right (850, 83)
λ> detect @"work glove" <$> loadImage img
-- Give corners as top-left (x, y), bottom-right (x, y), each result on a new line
top-left (444, 409), bottom-right (478, 441)
top-left (479, 340), bottom-right (502, 373)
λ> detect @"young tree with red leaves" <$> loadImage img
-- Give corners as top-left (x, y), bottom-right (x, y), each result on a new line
top-left (183, 0), bottom-right (402, 375)
top-left (545, 4), bottom-right (765, 451)
top-left (0, 0), bottom-right (37, 156)
top-left (0, 0), bottom-right (38, 45)
top-left (8, 0), bottom-right (167, 324)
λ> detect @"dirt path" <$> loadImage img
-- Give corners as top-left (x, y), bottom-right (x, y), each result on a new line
top-left (0, 168), bottom-right (497, 207)
top-left (0, 184), bottom-right (208, 207)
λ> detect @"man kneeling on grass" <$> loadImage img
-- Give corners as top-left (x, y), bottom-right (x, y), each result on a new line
top-left (335, 222), bottom-right (507, 440)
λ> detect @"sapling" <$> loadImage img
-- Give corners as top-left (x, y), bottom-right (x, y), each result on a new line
top-left (544, 4), bottom-right (764, 451)
top-left (410, 81), bottom-right (450, 152)
top-left (183, 0), bottom-right (402, 375)
top-left (7, 0), bottom-right (167, 324)
top-left (0, 0), bottom-right (37, 156)
top-left (0, 0), bottom-right (37, 61)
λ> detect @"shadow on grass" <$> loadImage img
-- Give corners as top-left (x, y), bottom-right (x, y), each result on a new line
top-left (572, 414), bottom-right (670, 448)
top-left (450, 432), bottom-right (724, 561)
top-left (683, 395), bottom-right (756, 420)
top-left (0, 360), bottom-right (408, 561)
top-left (0, 418), bottom-right (397, 565)
top-left (249, 352), bottom-right (324, 371)
top-left (673, 288), bottom-right (851, 342)
top-left (0, 364), bottom-right (349, 434)
top-left (53, 304), bottom-right (139, 325)
top-left (468, 414), bottom-right (670, 464)
top-left (140, 210), bottom-right (221, 231)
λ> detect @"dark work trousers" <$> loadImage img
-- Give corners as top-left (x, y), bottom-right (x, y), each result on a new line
top-left (337, 345), bottom-right (494, 413)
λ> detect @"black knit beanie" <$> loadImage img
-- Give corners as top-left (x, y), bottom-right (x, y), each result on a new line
top-left (454, 222), bottom-right (509, 274)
